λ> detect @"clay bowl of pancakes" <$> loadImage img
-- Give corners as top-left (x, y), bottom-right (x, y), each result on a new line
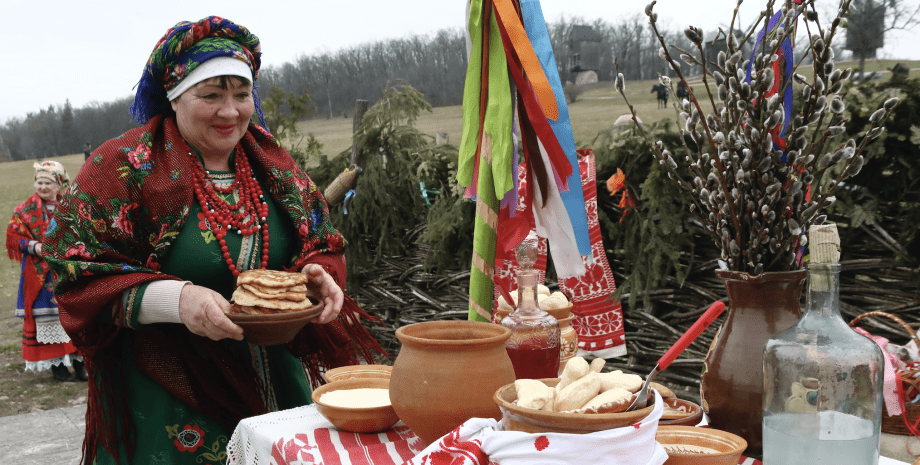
top-left (226, 269), bottom-right (324, 345)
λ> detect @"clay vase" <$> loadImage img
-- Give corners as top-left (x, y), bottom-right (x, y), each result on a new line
top-left (389, 321), bottom-right (515, 446)
top-left (700, 269), bottom-right (807, 453)
top-left (494, 303), bottom-right (578, 375)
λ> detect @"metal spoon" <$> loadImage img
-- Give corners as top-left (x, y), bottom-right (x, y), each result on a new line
top-left (625, 301), bottom-right (726, 411)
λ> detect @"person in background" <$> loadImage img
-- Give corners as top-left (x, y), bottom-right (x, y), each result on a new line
top-left (42, 16), bottom-right (382, 464)
top-left (5, 161), bottom-right (87, 382)
top-left (83, 142), bottom-right (92, 161)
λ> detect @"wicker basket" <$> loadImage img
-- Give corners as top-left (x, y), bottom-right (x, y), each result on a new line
top-left (849, 311), bottom-right (920, 436)
top-left (324, 164), bottom-right (361, 206)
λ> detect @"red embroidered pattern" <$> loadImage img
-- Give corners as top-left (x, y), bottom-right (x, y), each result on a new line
top-left (419, 427), bottom-right (489, 465)
top-left (271, 433), bottom-right (317, 465)
top-left (173, 424), bottom-right (205, 452)
top-left (559, 153), bottom-right (626, 355)
top-left (534, 435), bottom-right (549, 451)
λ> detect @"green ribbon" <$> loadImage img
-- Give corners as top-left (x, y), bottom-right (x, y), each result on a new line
top-left (457, 0), bottom-right (484, 190)
top-left (466, 2), bottom-right (514, 322)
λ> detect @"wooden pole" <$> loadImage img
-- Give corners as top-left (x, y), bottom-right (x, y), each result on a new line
top-left (350, 99), bottom-right (368, 166)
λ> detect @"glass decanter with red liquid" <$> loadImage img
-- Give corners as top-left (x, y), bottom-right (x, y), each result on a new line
top-left (500, 235), bottom-right (560, 379)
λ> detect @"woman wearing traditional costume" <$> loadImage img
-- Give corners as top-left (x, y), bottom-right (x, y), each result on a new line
top-left (6, 161), bottom-right (86, 382)
top-left (43, 16), bottom-right (382, 464)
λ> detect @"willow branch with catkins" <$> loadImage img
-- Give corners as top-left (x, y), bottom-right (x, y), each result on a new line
top-left (613, 0), bottom-right (898, 275)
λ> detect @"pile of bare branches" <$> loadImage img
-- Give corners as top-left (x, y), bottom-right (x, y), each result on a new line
top-left (349, 218), bottom-right (918, 405)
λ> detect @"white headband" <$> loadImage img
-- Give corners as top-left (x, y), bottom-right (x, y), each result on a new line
top-left (166, 57), bottom-right (253, 101)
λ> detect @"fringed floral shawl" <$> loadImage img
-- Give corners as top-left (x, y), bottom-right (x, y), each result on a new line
top-left (43, 115), bottom-right (383, 464)
top-left (6, 193), bottom-right (55, 318)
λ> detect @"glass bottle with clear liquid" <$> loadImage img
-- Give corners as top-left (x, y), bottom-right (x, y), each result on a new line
top-left (762, 261), bottom-right (884, 465)
top-left (500, 236), bottom-right (560, 379)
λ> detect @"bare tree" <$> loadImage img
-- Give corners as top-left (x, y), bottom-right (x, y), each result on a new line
top-left (846, 0), bottom-right (920, 72)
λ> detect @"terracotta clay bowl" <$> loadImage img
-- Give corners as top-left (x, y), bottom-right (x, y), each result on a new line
top-left (655, 425), bottom-right (747, 465)
top-left (324, 364), bottom-right (393, 383)
top-left (659, 398), bottom-right (704, 427)
top-left (226, 299), bottom-right (323, 346)
top-left (312, 378), bottom-right (399, 433)
top-left (493, 378), bottom-right (656, 434)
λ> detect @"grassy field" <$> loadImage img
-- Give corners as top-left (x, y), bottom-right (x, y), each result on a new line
top-left (0, 58), bottom-right (912, 415)
top-left (295, 77), bottom-right (681, 166)
top-left (293, 59), bottom-right (920, 165)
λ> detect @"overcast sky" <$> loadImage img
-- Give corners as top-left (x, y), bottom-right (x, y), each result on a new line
top-left (3, 0), bottom-right (918, 122)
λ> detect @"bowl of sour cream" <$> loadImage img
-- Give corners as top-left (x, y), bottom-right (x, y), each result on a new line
top-left (312, 378), bottom-right (399, 433)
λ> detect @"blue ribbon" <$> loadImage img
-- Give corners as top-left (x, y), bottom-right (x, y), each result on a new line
top-left (343, 189), bottom-right (356, 215)
top-left (520, 0), bottom-right (591, 257)
top-left (419, 182), bottom-right (439, 207)
top-left (745, 7), bottom-right (798, 162)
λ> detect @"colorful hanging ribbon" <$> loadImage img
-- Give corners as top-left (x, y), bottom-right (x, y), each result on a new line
top-left (419, 182), bottom-right (439, 207)
top-left (492, 0), bottom-right (587, 277)
top-left (520, 0), bottom-right (591, 259)
top-left (463, 0), bottom-right (593, 320)
top-left (492, 0), bottom-right (558, 122)
top-left (342, 189), bottom-right (355, 215)
top-left (457, 0), bottom-right (487, 195)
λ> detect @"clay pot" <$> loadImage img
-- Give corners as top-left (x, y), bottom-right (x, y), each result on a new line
top-left (389, 321), bottom-right (515, 446)
top-left (700, 269), bottom-right (806, 452)
top-left (494, 303), bottom-right (578, 375)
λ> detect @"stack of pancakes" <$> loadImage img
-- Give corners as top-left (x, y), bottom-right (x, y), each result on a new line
top-left (229, 269), bottom-right (316, 315)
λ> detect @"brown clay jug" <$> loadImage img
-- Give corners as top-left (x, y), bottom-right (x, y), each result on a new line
top-left (701, 269), bottom-right (806, 453)
top-left (389, 321), bottom-right (515, 446)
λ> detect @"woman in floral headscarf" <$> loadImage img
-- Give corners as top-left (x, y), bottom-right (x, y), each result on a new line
top-left (42, 16), bottom-right (382, 464)
top-left (5, 161), bottom-right (86, 382)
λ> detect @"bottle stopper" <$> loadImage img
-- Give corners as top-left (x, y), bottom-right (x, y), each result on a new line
top-left (809, 224), bottom-right (840, 265)
top-left (515, 232), bottom-right (539, 271)
top-left (808, 223), bottom-right (839, 291)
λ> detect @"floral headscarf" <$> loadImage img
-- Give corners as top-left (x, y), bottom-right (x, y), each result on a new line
top-left (130, 16), bottom-right (265, 125)
top-left (33, 160), bottom-right (70, 188)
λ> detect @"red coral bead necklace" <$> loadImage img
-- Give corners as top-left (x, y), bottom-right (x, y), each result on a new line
top-left (188, 146), bottom-right (269, 277)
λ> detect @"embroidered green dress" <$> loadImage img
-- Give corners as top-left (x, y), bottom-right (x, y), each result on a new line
top-left (97, 169), bottom-right (311, 464)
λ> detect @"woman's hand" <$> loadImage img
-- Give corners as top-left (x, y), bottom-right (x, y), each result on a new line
top-left (178, 284), bottom-right (244, 341)
top-left (301, 264), bottom-right (343, 324)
